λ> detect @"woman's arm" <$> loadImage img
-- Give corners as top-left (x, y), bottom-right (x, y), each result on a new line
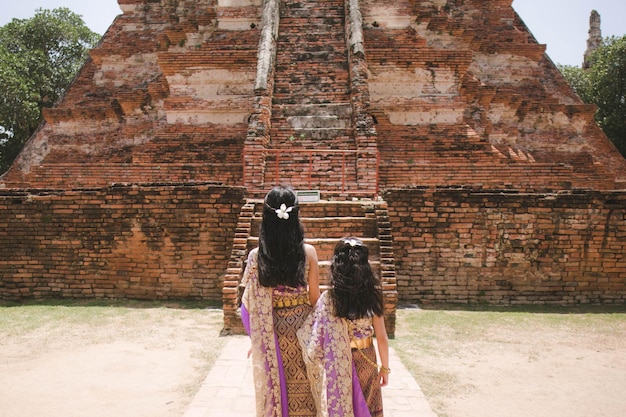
top-left (373, 314), bottom-right (390, 387)
top-left (305, 243), bottom-right (320, 305)
top-left (240, 248), bottom-right (257, 357)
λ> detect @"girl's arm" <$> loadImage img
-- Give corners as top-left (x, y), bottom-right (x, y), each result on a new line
top-left (305, 243), bottom-right (320, 305)
top-left (373, 314), bottom-right (390, 387)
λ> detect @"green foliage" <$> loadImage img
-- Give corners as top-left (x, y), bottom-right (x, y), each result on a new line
top-left (0, 8), bottom-right (100, 174)
top-left (558, 64), bottom-right (591, 101)
top-left (559, 35), bottom-right (626, 158)
top-left (587, 36), bottom-right (626, 157)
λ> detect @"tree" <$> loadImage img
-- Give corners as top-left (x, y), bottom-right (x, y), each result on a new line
top-left (559, 35), bottom-right (626, 158)
top-left (0, 8), bottom-right (100, 174)
top-left (558, 65), bottom-right (591, 100)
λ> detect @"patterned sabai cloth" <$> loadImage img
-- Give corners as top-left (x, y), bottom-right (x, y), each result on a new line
top-left (297, 290), bottom-right (382, 417)
top-left (241, 249), bottom-right (316, 417)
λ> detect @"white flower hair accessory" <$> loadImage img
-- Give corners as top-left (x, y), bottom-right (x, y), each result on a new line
top-left (343, 238), bottom-right (362, 247)
top-left (275, 203), bottom-right (294, 220)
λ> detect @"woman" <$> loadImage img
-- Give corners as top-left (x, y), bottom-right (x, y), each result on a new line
top-left (297, 237), bottom-right (389, 417)
top-left (241, 186), bottom-right (320, 417)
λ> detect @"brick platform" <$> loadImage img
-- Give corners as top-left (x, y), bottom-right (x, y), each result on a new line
top-left (1, 1), bottom-right (624, 308)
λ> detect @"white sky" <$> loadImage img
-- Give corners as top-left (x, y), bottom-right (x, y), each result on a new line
top-left (1, 0), bottom-right (625, 67)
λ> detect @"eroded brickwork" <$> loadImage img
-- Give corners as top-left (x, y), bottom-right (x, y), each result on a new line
top-left (1, 0), bottom-right (260, 189)
top-left (0, 0), bottom-right (625, 307)
top-left (2, 0), bottom-right (625, 192)
top-left (0, 184), bottom-right (245, 301)
top-left (361, 0), bottom-right (626, 191)
top-left (385, 188), bottom-right (626, 305)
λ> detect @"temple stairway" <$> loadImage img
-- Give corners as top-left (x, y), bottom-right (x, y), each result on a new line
top-left (241, 0), bottom-right (379, 196)
top-left (222, 199), bottom-right (397, 337)
top-left (224, 0), bottom-right (396, 335)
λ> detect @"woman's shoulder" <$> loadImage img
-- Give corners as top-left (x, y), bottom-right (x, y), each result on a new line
top-left (304, 243), bottom-right (318, 258)
top-left (247, 247), bottom-right (259, 263)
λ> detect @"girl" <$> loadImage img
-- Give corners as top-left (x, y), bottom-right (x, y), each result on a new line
top-left (241, 186), bottom-right (320, 417)
top-left (298, 237), bottom-right (389, 417)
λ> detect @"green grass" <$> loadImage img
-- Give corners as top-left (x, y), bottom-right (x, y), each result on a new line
top-left (0, 299), bottom-right (221, 337)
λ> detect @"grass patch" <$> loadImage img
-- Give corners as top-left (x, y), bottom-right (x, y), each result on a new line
top-left (0, 299), bottom-right (222, 338)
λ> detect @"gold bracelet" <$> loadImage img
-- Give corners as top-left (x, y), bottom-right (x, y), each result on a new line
top-left (379, 366), bottom-right (391, 374)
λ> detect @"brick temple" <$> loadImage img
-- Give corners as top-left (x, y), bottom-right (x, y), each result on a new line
top-left (1, 0), bottom-right (625, 333)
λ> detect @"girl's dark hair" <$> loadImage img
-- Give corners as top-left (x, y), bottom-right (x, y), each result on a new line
top-left (257, 186), bottom-right (306, 287)
top-left (330, 237), bottom-right (384, 319)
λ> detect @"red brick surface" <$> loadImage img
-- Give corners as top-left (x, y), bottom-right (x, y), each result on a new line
top-left (385, 187), bottom-right (626, 305)
top-left (0, 184), bottom-right (245, 301)
top-left (1, 0), bottom-right (625, 308)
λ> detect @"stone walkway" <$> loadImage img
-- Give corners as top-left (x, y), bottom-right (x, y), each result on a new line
top-left (182, 335), bottom-right (437, 417)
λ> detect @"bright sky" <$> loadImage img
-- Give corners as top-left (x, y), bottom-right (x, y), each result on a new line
top-left (1, 0), bottom-right (625, 67)
top-left (512, 0), bottom-right (626, 66)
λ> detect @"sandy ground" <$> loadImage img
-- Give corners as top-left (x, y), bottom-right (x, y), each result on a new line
top-left (393, 307), bottom-right (626, 417)
top-left (1, 305), bottom-right (625, 417)
top-left (0, 306), bottom-right (226, 417)
top-left (430, 329), bottom-right (625, 417)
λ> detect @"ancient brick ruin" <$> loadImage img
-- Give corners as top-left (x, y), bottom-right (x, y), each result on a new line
top-left (1, 0), bottom-right (625, 334)
top-left (584, 10), bottom-right (602, 69)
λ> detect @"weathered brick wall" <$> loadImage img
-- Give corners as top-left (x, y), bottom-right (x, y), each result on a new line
top-left (384, 187), bottom-right (626, 305)
top-left (360, 0), bottom-right (626, 191)
top-left (1, 0), bottom-right (258, 190)
top-left (0, 183), bottom-right (245, 301)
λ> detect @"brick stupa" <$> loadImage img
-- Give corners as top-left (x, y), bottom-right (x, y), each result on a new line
top-left (1, 0), bottom-right (625, 192)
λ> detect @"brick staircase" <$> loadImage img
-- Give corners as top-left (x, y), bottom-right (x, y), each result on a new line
top-left (222, 0), bottom-right (395, 335)
top-left (222, 199), bottom-right (397, 337)
top-left (267, 0), bottom-right (356, 191)
top-left (241, 0), bottom-right (379, 197)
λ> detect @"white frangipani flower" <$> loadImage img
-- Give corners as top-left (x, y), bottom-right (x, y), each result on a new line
top-left (275, 203), bottom-right (293, 220)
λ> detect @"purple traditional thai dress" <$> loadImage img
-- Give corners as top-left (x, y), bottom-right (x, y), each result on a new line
top-left (241, 248), bottom-right (316, 417)
top-left (296, 290), bottom-right (383, 417)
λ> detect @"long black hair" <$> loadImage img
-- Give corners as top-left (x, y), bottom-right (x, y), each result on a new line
top-left (257, 186), bottom-right (306, 287)
top-left (330, 237), bottom-right (384, 320)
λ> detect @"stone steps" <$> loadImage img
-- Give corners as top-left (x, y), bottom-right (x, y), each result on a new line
top-left (222, 199), bottom-right (398, 336)
top-left (266, 0), bottom-right (355, 189)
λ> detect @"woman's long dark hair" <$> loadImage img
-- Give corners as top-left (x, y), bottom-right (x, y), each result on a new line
top-left (257, 186), bottom-right (306, 287)
top-left (330, 237), bottom-right (384, 320)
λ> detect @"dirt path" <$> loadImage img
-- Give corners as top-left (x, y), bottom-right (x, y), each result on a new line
top-left (431, 328), bottom-right (624, 417)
